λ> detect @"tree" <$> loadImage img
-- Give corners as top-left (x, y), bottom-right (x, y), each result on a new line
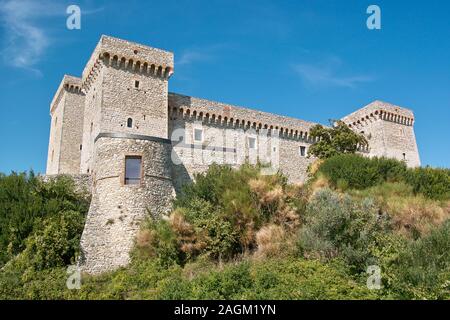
top-left (308, 120), bottom-right (368, 159)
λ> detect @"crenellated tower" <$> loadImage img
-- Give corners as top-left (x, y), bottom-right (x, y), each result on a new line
top-left (342, 100), bottom-right (420, 167)
top-left (78, 36), bottom-right (176, 274)
top-left (46, 75), bottom-right (85, 174)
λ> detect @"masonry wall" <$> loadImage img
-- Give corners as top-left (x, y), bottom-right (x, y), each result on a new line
top-left (80, 66), bottom-right (105, 174)
top-left (168, 94), bottom-right (316, 193)
top-left (46, 94), bottom-right (65, 174)
top-left (341, 101), bottom-right (420, 167)
top-left (59, 90), bottom-right (85, 173)
top-left (79, 137), bottom-right (174, 274)
top-left (100, 65), bottom-right (169, 139)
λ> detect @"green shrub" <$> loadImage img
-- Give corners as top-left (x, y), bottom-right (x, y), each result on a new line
top-left (317, 154), bottom-right (450, 200)
top-left (317, 154), bottom-right (406, 190)
top-left (0, 172), bottom-right (89, 266)
top-left (23, 210), bottom-right (86, 270)
top-left (405, 167), bottom-right (450, 200)
top-left (387, 220), bottom-right (450, 299)
top-left (298, 188), bottom-right (389, 272)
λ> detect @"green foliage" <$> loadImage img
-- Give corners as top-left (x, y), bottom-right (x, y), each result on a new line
top-left (298, 188), bottom-right (389, 272)
top-left (405, 167), bottom-right (450, 200)
top-left (23, 210), bottom-right (86, 270)
top-left (164, 164), bottom-right (297, 261)
top-left (68, 257), bottom-right (376, 300)
top-left (317, 154), bottom-right (407, 189)
top-left (386, 221), bottom-right (450, 299)
top-left (0, 172), bottom-right (89, 266)
top-left (135, 218), bottom-right (181, 267)
top-left (317, 154), bottom-right (450, 200)
top-left (1, 165), bottom-right (449, 300)
top-left (308, 120), bottom-right (368, 159)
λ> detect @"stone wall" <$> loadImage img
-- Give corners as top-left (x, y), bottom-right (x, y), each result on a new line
top-left (168, 93), bottom-right (317, 192)
top-left (79, 136), bottom-right (174, 274)
top-left (46, 75), bottom-right (84, 174)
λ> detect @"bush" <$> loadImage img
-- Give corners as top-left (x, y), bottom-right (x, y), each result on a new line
top-left (317, 154), bottom-right (406, 190)
top-left (348, 182), bottom-right (449, 239)
top-left (298, 188), bottom-right (389, 272)
top-left (150, 164), bottom-right (301, 262)
top-left (387, 220), bottom-right (450, 299)
top-left (0, 172), bottom-right (89, 266)
top-left (317, 154), bottom-right (450, 200)
top-left (405, 167), bottom-right (450, 200)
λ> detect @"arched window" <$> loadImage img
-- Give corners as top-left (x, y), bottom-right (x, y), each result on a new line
top-left (127, 118), bottom-right (133, 128)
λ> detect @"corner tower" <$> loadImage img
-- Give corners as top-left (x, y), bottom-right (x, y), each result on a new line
top-left (79, 36), bottom-right (176, 274)
top-left (46, 75), bottom-right (85, 174)
top-left (342, 100), bottom-right (420, 167)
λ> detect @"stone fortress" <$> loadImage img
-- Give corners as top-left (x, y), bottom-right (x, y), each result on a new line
top-left (46, 35), bottom-right (420, 274)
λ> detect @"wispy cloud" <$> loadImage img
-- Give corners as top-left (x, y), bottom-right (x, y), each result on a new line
top-left (0, 0), bottom-right (103, 73)
top-left (176, 43), bottom-right (231, 67)
top-left (293, 56), bottom-right (374, 89)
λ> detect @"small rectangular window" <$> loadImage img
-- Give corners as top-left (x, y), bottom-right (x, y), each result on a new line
top-left (134, 80), bottom-right (140, 88)
top-left (194, 128), bottom-right (203, 142)
top-left (125, 156), bottom-right (142, 185)
top-left (300, 146), bottom-right (306, 157)
top-left (248, 137), bottom-right (256, 149)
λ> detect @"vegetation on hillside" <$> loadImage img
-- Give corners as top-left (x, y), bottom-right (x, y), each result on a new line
top-left (0, 156), bottom-right (449, 299)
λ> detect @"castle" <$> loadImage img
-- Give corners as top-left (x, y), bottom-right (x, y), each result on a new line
top-left (46, 35), bottom-right (420, 274)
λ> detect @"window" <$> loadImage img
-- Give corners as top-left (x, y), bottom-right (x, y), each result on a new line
top-left (248, 137), bottom-right (256, 149)
top-left (300, 146), bottom-right (306, 157)
top-left (125, 156), bottom-right (142, 185)
top-left (127, 118), bottom-right (133, 128)
top-left (134, 80), bottom-right (140, 88)
top-left (80, 144), bottom-right (82, 151)
top-left (194, 128), bottom-right (203, 142)
top-left (402, 153), bottom-right (406, 160)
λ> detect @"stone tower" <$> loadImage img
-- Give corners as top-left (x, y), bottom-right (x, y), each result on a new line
top-left (78, 36), bottom-right (176, 273)
top-left (341, 100), bottom-right (420, 167)
top-left (46, 75), bottom-right (84, 174)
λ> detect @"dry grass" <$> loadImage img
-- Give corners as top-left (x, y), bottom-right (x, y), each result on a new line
top-left (309, 174), bottom-right (330, 199)
top-left (387, 196), bottom-right (450, 238)
top-left (254, 224), bottom-right (286, 259)
top-left (169, 210), bottom-right (206, 254)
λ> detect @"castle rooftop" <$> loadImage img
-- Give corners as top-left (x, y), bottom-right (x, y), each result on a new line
top-left (82, 35), bottom-right (174, 87)
top-left (50, 75), bottom-right (82, 114)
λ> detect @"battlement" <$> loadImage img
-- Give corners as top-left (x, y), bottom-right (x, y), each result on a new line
top-left (342, 100), bottom-right (415, 130)
top-left (82, 35), bottom-right (174, 90)
top-left (169, 93), bottom-right (318, 141)
top-left (50, 75), bottom-right (83, 115)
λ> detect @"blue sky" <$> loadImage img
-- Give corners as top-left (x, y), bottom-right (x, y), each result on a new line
top-left (0, 0), bottom-right (449, 173)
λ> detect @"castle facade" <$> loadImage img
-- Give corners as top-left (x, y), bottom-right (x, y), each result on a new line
top-left (46, 36), bottom-right (420, 274)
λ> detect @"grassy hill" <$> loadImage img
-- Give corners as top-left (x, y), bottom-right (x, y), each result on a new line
top-left (0, 156), bottom-right (449, 299)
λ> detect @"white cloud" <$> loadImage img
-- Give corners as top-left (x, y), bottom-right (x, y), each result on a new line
top-left (177, 49), bottom-right (211, 66)
top-left (0, 0), bottom-right (103, 73)
top-left (0, 0), bottom-right (59, 72)
top-left (293, 56), bottom-right (374, 89)
top-left (176, 43), bottom-right (231, 67)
